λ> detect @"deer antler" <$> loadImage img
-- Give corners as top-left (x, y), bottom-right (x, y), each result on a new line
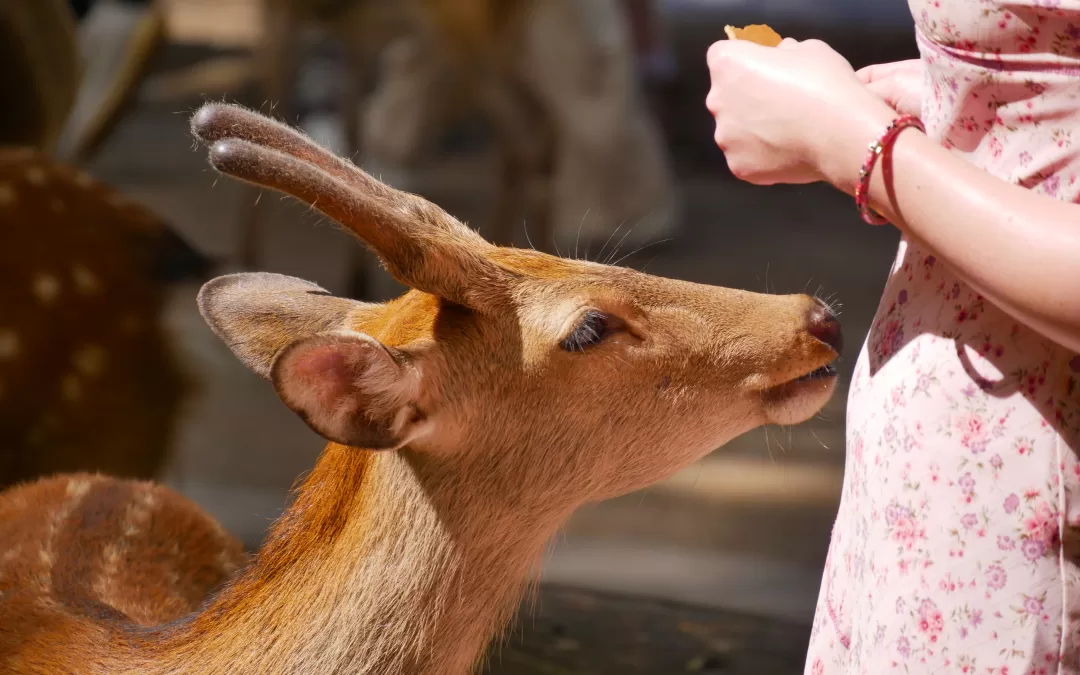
top-left (191, 103), bottom-right (504, 307)
top-left (192, 103), bottom-right (372, 190)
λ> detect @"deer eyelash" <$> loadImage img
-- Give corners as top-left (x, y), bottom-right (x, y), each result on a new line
top-left (560, 311), bottom-right (611, 352)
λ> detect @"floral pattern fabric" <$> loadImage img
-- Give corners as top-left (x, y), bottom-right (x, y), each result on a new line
top-left (805, 2), bottom-right (1080, 673)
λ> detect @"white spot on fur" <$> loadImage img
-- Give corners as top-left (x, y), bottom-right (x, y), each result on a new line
top-left (0, 330), bottom-right (18, 359)
top-left (72, 344), bottom-right (107, 377)
top-left (0, 182), bottom-right (16, 207)
top-left (71, 265), bottom-right (101, 294)
top-left (28, 573), bottom-right (52, 597)
top-left (102, 545), bottom-right (121, 567)
top-left (95, 487), bottom-right (158, 602)
top-left (66, 479), bottom-right (92, 499)
top-left (94, 544), bottom-right (124, 605)
top-left (218, 549), bottom-right (239, 575)
top-left (61, 375), bottom-right (82, 402)
top-left (73, 171), bottom-right (93, 188)
top-left (105, 193), bottom-right (129, 209)
top-left (34, 593), bottom-right (60, 610)
top-left (136, 489), bottom-right (157, 509)
top-left (2, 546), bottom-right (21, 562)
top-left (32, 274), bottom-right (61, 304)
top-left (24, 167), bottom-right (47, 186)
top-left (39, 478), bottom-right (94, 578)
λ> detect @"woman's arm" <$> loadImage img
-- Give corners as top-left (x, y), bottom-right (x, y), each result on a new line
top-left (705, 39), bottom-right (1080, 353)
top-left (816, 97), bottom-right (1080, 353)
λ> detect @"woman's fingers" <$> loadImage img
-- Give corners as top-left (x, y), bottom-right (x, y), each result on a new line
top-left (856, 59), bottom-right (921, 85)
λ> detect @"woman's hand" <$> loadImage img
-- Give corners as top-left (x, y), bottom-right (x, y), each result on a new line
top-left (856, 59), bottom-right (924, 117)
top-left (705, 38), bottom-right (895, 186)
top-left (707, 37), bottom-right (1080, 351)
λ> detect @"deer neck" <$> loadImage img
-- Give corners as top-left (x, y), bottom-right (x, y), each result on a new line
top-left (149, 443), bottom-right (566, 675)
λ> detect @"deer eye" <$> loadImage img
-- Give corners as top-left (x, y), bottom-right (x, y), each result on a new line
top-left (561, 311), bottom-right (611, 352)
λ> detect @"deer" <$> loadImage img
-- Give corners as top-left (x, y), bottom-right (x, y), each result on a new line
top-left (0, 147), bottom-right (209, 490)
top-left (0, 103), bottom-right (842, 675)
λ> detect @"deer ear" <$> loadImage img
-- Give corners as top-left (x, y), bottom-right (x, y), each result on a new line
top-left (270, 331), bottom-right (425, 449)
top-left (198, 272), bottom-right (367, 379)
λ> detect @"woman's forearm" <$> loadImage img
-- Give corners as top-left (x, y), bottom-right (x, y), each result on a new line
top-left (818, 101), bottom-right (1080, 353)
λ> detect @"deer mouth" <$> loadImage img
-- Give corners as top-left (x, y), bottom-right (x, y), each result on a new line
top-left (758, 359), bottom-right (839, 425)
top-left (766, 360), bottom-right (839, 392)
top-left (792, 363), bottom-right (838, 383)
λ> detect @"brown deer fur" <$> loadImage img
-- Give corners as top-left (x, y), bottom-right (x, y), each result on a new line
top-left (0, 104), bottom-right (842, 674)
top-left (0, 149), bottom-right (193, 489)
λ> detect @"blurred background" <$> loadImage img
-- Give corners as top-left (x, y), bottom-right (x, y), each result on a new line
top-left (1, 0), bottom-right (920, 671)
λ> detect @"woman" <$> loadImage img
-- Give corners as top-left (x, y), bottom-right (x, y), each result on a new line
top-left (705, 3), bottom-right (1080, 673)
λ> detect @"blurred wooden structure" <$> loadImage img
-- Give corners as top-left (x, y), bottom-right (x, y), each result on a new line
top-left (162, 0), bottom-right (262, 47)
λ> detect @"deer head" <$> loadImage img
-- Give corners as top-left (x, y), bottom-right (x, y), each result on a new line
top-left (191, 103), bottom-right (840, 509)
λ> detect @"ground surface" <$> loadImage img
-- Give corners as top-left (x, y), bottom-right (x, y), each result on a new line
top-left (487, 585), bottom-right (809, 674)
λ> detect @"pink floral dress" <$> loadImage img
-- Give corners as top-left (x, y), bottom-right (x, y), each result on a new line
top-left (805, 3), bottom-right (1080, 674)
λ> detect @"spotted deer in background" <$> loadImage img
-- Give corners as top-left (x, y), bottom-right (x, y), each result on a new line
top-left (0, 104), bottom-right (842, 674)
top-left (0, 149), bottom-right (208, 490)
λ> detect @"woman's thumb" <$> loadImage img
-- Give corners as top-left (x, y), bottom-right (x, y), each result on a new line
top-left (863, 79), bottom-right (921, 116)
top-left (855, 64), bottom-right (881, 85)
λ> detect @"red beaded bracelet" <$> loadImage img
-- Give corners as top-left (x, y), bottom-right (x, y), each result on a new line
top-left (854, 114), bottom-right (925, 225)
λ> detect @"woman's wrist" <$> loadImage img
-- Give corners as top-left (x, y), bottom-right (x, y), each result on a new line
top-left (810, 94), bottom-right (901, 195)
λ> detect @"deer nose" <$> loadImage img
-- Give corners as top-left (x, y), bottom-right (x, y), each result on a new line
top-left (808, 303), bottom-right (843, 354)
